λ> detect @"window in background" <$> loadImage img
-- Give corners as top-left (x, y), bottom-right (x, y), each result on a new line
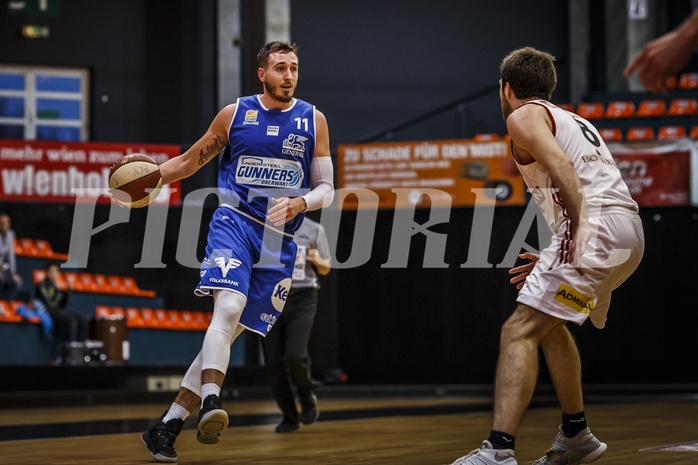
top-left (0, 65), bottom-right (89, 141)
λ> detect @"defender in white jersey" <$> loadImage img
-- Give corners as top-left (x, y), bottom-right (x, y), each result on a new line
top-left (140, 42), bottom-right (334, 463)
top-left (451, 47), bottom-right (644, 465)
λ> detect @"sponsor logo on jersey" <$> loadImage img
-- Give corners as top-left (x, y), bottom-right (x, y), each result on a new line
top-left (271, 277), bottom-right (292, 312)
top-left (200, 270), bottom-right (207, 277)
top-left (282, 134), bottom-right (308, 157)
top-left (236, 156), bottom-right (303, 187)
top-left (267, 125), bottom-right (279, 136)
top-left (554, 283), bottom-right (594, 314)
top-left (243, 109), bottom-right (259, 125)
top-left (214, 257), bottom-right (243, 278)
top-left (260, 313), bottom-right (277, 325)
top-left (581, 150), bottom-right (617, 166)
top-left (208, 277), bottom-right (240, 286)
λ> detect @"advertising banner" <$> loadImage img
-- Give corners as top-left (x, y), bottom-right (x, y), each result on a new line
top-left (337, 138), bottom-right (527, 209)
top-left (0, 140), bottom-right (181, 205)
top-left (609, 139), bottom-right (698, 207)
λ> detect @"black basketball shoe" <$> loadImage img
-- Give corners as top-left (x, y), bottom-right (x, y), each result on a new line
top-left (197, 394), bottom-right (229, 444)
top-left (141, 411), bottom-right (184, 463)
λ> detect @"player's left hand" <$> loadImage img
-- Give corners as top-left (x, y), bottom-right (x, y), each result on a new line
top-left (508, 252), bottom-right (539, 290)
top-left (267, 197), bottom-right (305, 226)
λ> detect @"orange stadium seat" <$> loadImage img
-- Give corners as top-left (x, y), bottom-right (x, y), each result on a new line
top-left (557, 103), bottom-right (574, 112)
top-left (120, 276), bottom-right (156, 298)
top-left (106, 275), bottom-right (126, 294)
top-left (139, 308), bottom-right (157, 328)
top-left (112, 306), bottom-right (126, 319)
top-left (36, 240), bottom-right (69, 261)
top-left (679, 72), bottom-right (698, 90)
top-left (167, 310), bottom-right (187, 330)
top-left (78, 273), bottom-right (99, 292)
top-left (33, 239), bottom-right (54, 258)
top-left (576, 102), bottom-right (604, 120)
top-left (667, 98), bottom-right (698, 116)
top-left (636, 99), bottom-right (666, 118)
top-left (192, 311), bottom-right (210, 331)
top-left (0, 300), bottom-right (22, 323)
top-left (153, 309), bottom-right (173, 329)
top-left (63, 272), bottom-right (80, 291)
top-left (120, 277), bottom-right (139, 296)
top-left (136, 288), bottom-right (157, 298)
top-left (598, 128), bottom-right (623, 142)
top-left (16, 238), bottom-right (39, 257)
top-left (178, 310), bottom-right (196, 330)
top-left (97, 305), bottom-right (126, 320)
top-left (95, 305), bottom-right (113, 320)
top-left (657, 125), bottom-right (687, 140)
top-left (92, 274), bottom-right (114, 294)
top-left (690, 125), bottom-right (698, 138)
top-left (626, 127), bottom-right (655, 141)
top-left (605, 101), bottom-right (635, 119)
top-left (125, 307), bottom-right (146, 328)
top-left (33, 269), bottom-right (46, 284)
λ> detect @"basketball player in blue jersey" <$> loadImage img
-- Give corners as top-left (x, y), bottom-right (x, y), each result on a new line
top-left (141, 41), bottom-right (334, 463)
top-left (450, 47), bottom-right (644, 465)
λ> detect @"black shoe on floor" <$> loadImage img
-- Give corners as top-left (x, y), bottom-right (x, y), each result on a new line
top-left (275, 419), bottom-right (300, 433)
top-left (141, 411), bottom-right (184, 463)
top-left (197, 394), bottom-right (229, 445)
top-left (299, 393), bottom-right (319, 425)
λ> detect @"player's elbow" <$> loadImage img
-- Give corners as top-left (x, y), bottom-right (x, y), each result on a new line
top-left (321, 185), bottom-right (334, 208)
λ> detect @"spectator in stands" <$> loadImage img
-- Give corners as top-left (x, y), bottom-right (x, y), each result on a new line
top-left (624, 3), bottom-right (698, 92)
top-left (261, 216), bottom-right (331, 433)
top-left (0, 213), bottom-right (22, 301)
top-left (33, 261), bottom-right (90, 362)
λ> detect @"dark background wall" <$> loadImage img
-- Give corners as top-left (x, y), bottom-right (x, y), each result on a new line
top-left (1, 0), bottom-right (696, 384)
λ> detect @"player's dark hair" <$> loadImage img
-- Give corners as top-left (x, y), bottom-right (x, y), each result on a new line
top-left (500, 46), bottom-right (557, 101)
top-left (257, 41), bottom-right (299, 69)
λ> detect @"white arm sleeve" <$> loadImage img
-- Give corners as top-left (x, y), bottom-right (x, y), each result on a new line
top-left (301, 156), bottom-right (334, 211)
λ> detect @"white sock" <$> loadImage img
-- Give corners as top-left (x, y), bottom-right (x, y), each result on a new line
top-left (201, 383), bottom-right (221, 404)
top-left (162, 402), bottom-right (189, 422)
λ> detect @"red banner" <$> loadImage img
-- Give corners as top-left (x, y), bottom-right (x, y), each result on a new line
top-left (0, 140), bottom-right (181, 205)
top-left (609, 140), bottom-right (697, 207)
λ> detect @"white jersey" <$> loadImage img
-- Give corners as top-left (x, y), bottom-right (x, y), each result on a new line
top-left (514, 99), bottom-right (638, 233)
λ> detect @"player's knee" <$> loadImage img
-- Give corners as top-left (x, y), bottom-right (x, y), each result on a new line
top-left (500, 305), bottom-right (547, 344)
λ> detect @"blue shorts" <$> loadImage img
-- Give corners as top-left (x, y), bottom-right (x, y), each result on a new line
top-left (195, 207), bottom-right (297, 335)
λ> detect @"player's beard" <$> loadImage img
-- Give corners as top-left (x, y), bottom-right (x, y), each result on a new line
top-left (264, 80), bottom-right (295, 104)
top-left (501, 97), bottom-right (512, 122)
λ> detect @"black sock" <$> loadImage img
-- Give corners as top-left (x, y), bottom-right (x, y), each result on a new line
top-left (488, 430), bottom-right (516, 450)
top-left (562, 411), bottom-right (587, 438)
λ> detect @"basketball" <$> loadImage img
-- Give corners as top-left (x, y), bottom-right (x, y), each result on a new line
top-left (108, 154), bottom-right (163, 208)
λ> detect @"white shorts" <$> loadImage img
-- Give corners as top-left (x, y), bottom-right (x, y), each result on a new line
top-left (517, 207), bottom-right (644, 329)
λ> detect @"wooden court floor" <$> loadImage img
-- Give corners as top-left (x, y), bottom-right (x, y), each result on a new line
top-left (0, 390), bottom-right (696, 465)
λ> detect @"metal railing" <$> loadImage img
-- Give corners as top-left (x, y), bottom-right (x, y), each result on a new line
top-left (356, 83), bottom-right (500, 143)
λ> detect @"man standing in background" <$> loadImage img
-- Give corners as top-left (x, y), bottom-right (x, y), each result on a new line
top-left (262, 216), bottom-right (332, 433)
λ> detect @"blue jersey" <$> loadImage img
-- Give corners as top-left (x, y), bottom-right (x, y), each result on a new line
top-left (218, 95), bottom-right (316, 234)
